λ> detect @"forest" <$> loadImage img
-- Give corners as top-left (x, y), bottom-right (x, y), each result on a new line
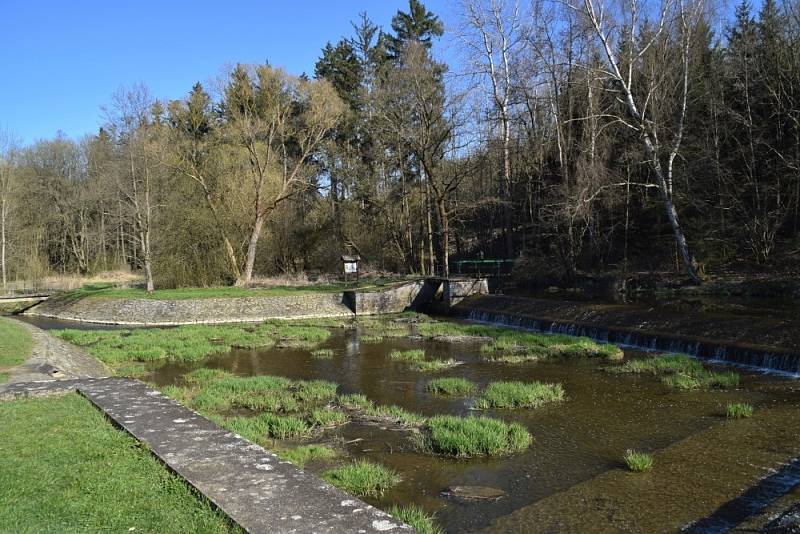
top-left (1, 0), bottom-right (799, 290)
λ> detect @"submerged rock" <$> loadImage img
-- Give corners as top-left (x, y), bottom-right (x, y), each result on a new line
top-left (442, 485), bottom-right (507, 501)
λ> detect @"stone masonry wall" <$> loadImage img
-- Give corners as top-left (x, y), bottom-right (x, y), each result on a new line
top-left (26, 293), bottom-right (353, 326)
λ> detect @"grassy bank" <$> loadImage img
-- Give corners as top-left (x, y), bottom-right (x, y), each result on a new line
top-left (0, 394), bottom-right (237, 532)
top-left (56, 278), bottom-right (414, 302)
top-left (0, 318), bottom-right (34, 383)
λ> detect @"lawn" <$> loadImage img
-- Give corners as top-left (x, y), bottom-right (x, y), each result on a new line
top-left (56, 278), bottom-right (414, 301)
top-left (0, 394), bottom-right (237, 532)
top-left (0, 317), bottom-right (34, 383)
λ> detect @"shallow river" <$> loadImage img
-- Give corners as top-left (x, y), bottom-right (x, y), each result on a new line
top-left (24, 317), bottom-right (800, 533)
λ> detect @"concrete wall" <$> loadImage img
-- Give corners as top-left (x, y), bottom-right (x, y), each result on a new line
top-left (346, 281), bottom-right (425, 315)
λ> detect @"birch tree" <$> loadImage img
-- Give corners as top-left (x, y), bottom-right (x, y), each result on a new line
top-left (570, 0), bottom-right (704, 282)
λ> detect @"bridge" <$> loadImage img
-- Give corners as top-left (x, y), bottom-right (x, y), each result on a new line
top-left (344, 277), bottom-right (489, 315)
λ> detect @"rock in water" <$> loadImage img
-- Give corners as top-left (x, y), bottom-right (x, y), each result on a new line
top-left (442, 485), bottom-right (507, 501)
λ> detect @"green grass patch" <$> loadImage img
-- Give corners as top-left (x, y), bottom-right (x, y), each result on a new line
top-left (360, 334), bottom-right (385, 343)
top-left (417, 320), bottom-right (617, 361)
top-left (337, 394), bottom-right (424, 427)
top-left (662, 370), bottom-right (740, 390)
top-left (410, 358), bottom-right (460, 372)
top-left (389, 349), bottom-right (425, 362)
top-left (321, 461), bottom-right (400, 498)
top-left (55, 321), bottom-right (331, 370)
top-left (309, 408), bottom-right (348, 428)
top-left (612, 353), bottom-right (740, 390)
top-left (276, 445), bottom-right (338, 469)
top-left (225, 412), bottom-right (313, 441)
top-left (612, 353), bottom-right (704, 375)
top-left (476, 381), bottom-right (565, 409)
top-left (0, 394), bottom-right (236, 532)
top-left (426, 377), bottom-right (476, 396)
top-left (311, 348), bottom-right (334, 359)
top-left (623, 449), bottom-right (654, 472)
top-left (389, 505), bottom-right (443, 534)
top-left (0, 317), bottom-right (34, 381)
top-left (726, 402), bottom-right (754, 419)
top-left (419, 415), bottom-right (532, 457)
top-left (57, 283), bottom-right (351, 301)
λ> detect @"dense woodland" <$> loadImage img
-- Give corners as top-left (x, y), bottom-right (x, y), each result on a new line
top-left (2, 0), bottom-right (800, 289)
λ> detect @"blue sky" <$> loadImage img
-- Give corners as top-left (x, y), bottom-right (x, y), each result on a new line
top-left (1, 0), bottom-right (454, 145)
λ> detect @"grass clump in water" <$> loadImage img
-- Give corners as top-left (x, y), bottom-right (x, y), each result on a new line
top-left (419, 415), bottom-right (531, 457)
top-left (662, 369), bottom-right (740, 390)
top-left (623, 449), bottom-right (654, 472)
top-left (726, 402), bottom-right (754, 418)
top-left (612, 353), bottom-right (740, 390)
top-left (276, 445), bottom-right (338, 469)
top-left (389, 505), bottom-right (442, 534)
top-left (225, 412), bottom-right (312, 441)
top-left (389, 349), bottom-right (425, 362)
top-left (321, 460), bottom-right (400, 498)
top-left (427, 377), bottom-right (476, 396)
top-left (310, 348), bottom-right (334, 359)
top-left (410, 358), bottom-right (460, 372)
top-left (337, 393), bottom-right (424, 427)
top-left (309, 408), bottom-right (347, 428)
top-left (476, 381), bottom-right (565, 409)
top-left (360, 334), bottom-right (384, 343)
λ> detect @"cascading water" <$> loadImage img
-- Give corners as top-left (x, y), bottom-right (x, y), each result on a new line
top-left (464, 308), bottom-right (800, 375)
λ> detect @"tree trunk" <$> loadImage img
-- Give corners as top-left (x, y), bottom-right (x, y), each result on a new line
top-left (436, 198), bottom-right (450, 278)
top-left (238, 212), bottom-right (265, 286)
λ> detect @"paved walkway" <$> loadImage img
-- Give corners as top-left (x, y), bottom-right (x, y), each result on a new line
top-left (1, 378), bottom-right (413, 534)
top-left (1, 319), bottom-right (110, 384)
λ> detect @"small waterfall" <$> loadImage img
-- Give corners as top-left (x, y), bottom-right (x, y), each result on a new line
top-left (463, 308), bottom-right (800, 376)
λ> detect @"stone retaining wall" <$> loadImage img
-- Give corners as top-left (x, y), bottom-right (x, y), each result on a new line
top-left (346, 281), bottom-right (426, 315)
top-left (26, 293), bottom-right (354, 326)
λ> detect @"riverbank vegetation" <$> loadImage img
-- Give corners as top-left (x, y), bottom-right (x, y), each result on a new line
top-left (321, 461), bottom-right (400, 498)
top-left (426, 377), bottom-right (476, 396)
top-left (8, 0), bottom-right (799, 290)
top-left (419, 415), bottom-right (532, 457)
top-left (476, 381), bottom-right (565, 409)
top-left (0, 394), bottom-right (237, 532)
top-left (726, 402), bottom-right (754, 419)
top-left (389, 505), bottom-right (442, 534)
top-left (53, 321), bottom-right (329, 370)
top-left (0, 318), bottom-right (33, 382)
top-left (623, 450), bottom-right (654, 472)
top-left (611, 354), bottom-right (740, 390)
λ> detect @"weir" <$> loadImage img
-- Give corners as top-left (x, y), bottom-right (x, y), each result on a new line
top-left (453, 296), bottom-right (800, 375)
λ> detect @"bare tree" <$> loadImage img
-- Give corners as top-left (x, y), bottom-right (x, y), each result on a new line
top-left (460, 0), bottom-right (526, 258)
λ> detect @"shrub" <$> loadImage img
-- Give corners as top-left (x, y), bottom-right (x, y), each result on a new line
top-left (726, 402), bottom-right (753, 419)
top-left (389, 505), bottom-right (442, 534)
top-left (476, 381), bottom-right (565, 409)
top-left (623, 449), bottom-right (654, 472)
top-left (420, 415), bottom-right (531, 457)
top-left (321, 461), bottom-right (400, 498)
top-left (426, 378), bottom-right (476, 396)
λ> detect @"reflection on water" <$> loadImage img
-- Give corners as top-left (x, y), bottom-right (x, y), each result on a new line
top-left (137, 328), bottom-right (798, 533)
